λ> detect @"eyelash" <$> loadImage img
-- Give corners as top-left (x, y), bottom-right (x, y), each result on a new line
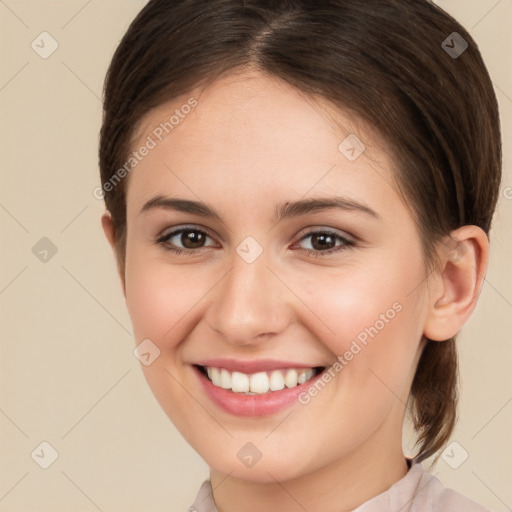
top-left (154, 226), bottom-right (356, 258)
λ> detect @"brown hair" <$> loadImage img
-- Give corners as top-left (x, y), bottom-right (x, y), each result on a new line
top-left (99, 0), bottom-right (502, 465)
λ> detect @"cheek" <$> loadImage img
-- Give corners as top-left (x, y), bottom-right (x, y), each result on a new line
top-left (296, 263), bottom-right (414, 350)
top-left (293, 253), bottom-right (425, 396)
top-left (124, 251), bottom-right (202, 346)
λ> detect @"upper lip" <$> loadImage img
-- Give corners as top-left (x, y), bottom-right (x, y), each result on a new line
top-left (194, 358), bottom-right (325, 374)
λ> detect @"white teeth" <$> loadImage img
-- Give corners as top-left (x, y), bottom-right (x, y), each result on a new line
top-left (250, 372), bottom-right (270, 394)
top-left (204, 366), bottom-right (318, 394)
top-left (220, 368), bottom-right (231, 389)
top-left (269, 370), bottom-right (285, 391)
top-left (231, 371), bottom-right (250, 392)
top-left (284, 369), bottom-right (298, 388)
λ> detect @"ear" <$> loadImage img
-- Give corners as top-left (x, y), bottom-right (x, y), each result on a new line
top-left (423, 225), bottom-right (489, 342)
top-left (101, 211), bottom-right (126, 298)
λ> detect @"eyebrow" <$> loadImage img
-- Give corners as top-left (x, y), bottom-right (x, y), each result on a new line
top-left (139, 195), bottom-right (380, 221)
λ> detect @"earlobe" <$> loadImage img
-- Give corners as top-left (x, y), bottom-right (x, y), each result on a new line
top-left (423, 225), bottom-right (489, 342)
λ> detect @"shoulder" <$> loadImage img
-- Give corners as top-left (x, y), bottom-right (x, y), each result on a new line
top-left (354, 460), bottom-right (495, 512)
top-left (188, 479), bottom-right (217, 512)
top-left (412, 463), bottom-right (493, 512)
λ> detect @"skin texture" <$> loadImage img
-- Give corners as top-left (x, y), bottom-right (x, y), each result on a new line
top-left (101, 69), bottom-right (489, 512)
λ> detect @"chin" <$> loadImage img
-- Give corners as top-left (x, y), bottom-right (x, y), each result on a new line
top-left (204, 446), bottom-right (318, 484)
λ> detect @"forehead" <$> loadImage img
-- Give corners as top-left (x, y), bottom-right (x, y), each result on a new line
top-left (126, 69), bottom-right (401, 220)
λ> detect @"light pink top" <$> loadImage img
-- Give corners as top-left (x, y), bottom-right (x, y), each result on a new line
top-left (187, 459), bottom-right (494, 511)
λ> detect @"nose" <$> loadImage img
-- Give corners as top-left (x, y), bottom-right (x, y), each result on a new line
top-left (205, 248), bottom-right (292, 347)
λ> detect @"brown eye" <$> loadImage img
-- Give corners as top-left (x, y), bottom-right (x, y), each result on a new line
top-left (295, 230), bottom-right (356, 257)
top-left (157, 227), bottom-right (216, 253)
top-left (309, 233), bottom-right (337, 251)
top-left (180, 230), bottom-right (207, 249)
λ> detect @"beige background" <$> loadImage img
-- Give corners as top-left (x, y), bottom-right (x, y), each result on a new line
top-left (0, 0), bottom-right (511, 510)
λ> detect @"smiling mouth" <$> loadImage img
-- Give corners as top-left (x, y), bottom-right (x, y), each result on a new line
top-left (195, 365), bottom-right (325, 395)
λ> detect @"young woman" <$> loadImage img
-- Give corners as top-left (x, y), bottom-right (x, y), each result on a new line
top-left (98, 1), bottom-right (502, 510)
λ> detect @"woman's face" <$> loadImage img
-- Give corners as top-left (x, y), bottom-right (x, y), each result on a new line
top-left (109, 70), bottom-right (432, 482)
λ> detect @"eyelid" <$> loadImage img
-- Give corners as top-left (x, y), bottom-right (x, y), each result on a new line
top-left (157, 223), bottom-right (214, 239)
top-left (156, 224), bottom-right (353, 242)
top-left (155, 224), bottom-right (357, 256)
top-left (156, 224), bottom-right (217, 245)
top-left (293, 225), bottom-right (355, 243)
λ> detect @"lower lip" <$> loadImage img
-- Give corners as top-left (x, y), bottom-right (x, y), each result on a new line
top-left (193, 365), bottom-right (324, 417)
